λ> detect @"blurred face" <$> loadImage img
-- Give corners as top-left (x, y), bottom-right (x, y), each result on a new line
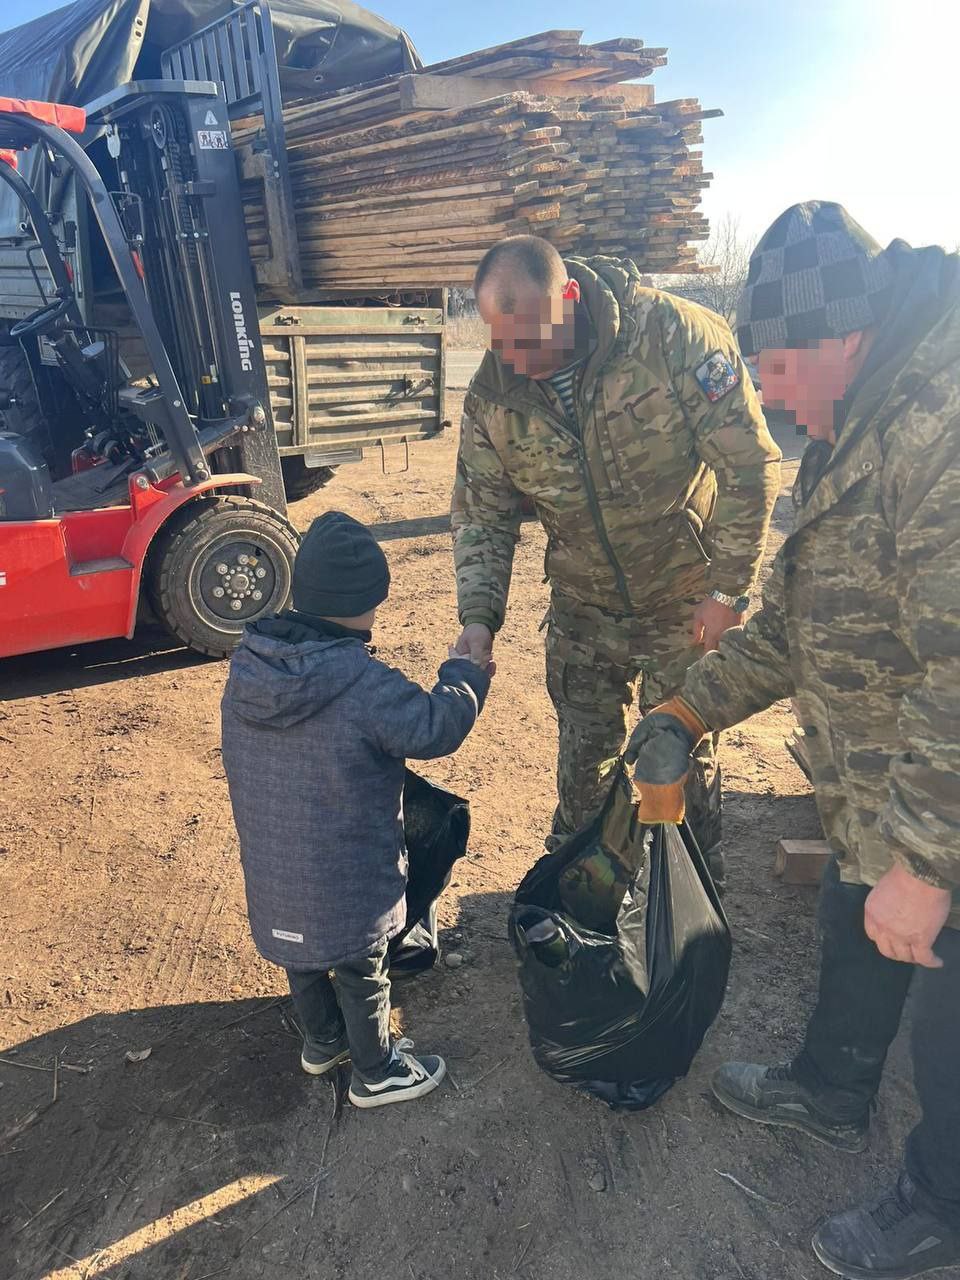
top-left (758, 339), bottom-right (858, 442)
top-left (477, 280), bottom-right (578, 379)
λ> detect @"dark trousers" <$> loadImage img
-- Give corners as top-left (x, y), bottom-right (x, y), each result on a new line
top-left (793, 857), bottom-right (960, 1226)
top-left (286, 938), bottom-right (392, 1082)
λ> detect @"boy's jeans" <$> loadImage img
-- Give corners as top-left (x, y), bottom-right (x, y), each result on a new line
top-left (287, 938), bottom-right (392, 1081)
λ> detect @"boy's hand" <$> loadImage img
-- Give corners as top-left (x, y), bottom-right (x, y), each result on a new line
top-left (448, 645), bottom-right (496, 677)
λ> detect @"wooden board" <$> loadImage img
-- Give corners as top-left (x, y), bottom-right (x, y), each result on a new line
top-left (773, 840), bottom-right (832, 887)
top-left (397, 73), bottom-right (655, 113)
top-left (239, 31), bottom-right (719, 291)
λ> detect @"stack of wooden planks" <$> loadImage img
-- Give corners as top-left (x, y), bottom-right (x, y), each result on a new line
top-left (238, 30), bottom-right (720, 290)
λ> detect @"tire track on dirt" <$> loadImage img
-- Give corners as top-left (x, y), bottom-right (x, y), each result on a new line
top-left (144, 886), bottom-right (221, 1007)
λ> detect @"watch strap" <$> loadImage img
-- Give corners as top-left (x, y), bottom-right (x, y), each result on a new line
top-left (709, 589), bottom-right (750, 612)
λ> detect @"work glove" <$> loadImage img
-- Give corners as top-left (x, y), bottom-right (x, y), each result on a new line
top-left (624, 697), bottom-right (709, 824)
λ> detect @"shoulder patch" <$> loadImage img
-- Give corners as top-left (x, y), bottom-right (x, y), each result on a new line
top-left (694, 351), bottom-right (740, 402)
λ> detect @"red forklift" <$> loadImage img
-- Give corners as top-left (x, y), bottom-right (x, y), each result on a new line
top-left (0, 84), bottom-right (299, 660)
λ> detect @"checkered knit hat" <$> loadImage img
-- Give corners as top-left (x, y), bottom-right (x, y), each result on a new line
top-left (737, 202), bottom-right (894, 356)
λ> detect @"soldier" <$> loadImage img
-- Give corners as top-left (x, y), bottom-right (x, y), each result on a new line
top-left (451, 235), bottom-right (781, 881)
top-left (628, 202), bottom-right (960, 1278)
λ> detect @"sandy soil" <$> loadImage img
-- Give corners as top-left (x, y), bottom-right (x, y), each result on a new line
top-left (0, 406), bottom-right (928, 1280)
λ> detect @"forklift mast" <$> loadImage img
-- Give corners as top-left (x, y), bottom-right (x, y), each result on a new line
top-left (161, 1), bottom-right (302, 297)
top-left (84, 79), bottom-right (286, 511)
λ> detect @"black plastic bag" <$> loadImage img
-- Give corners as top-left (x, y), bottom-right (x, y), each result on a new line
top-left (389, 770), bottom-right (470, 977)
top-left (509, 762), bottom-right (731, 1110)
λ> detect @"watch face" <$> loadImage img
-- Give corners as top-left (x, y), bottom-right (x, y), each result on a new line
top-left (734, 596), bottom-right (750, 613)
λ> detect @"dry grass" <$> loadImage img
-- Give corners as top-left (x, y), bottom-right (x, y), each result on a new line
top-left (446, 313), bottom-right (487, 350)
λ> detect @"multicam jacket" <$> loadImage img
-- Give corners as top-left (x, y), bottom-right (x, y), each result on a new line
top-left (683, 244), bottom-right (960, 921)
top-left (452, 256), bottom-right (782, 630)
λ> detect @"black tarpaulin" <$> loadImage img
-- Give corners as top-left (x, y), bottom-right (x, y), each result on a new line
top-left (0, 0), bottom-right (419, 234)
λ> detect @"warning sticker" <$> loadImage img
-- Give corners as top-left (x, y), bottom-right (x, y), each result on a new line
top-left (197, 129), bottom-right (228, 150)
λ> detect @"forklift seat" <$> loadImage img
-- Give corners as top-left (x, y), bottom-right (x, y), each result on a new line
top-left (51, 462), bottom-right (134, 512)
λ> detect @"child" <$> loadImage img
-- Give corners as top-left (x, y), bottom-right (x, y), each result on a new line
top-left (221, 511), bottom-right (491, 1108)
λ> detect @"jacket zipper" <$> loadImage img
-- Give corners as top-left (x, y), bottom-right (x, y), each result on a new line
top-left (534, 388), bottom-right (634, 614)
top-left (578, 437), bottom-right (634, 612)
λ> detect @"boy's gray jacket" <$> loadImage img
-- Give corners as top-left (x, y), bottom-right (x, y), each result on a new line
top-left (221, 617), bottom-right (488, 970)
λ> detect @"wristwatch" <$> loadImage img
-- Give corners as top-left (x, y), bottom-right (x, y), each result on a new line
top-left (709, 589), bottom-right (750, 613)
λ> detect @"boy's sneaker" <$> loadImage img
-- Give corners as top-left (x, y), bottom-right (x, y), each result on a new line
top-left (712, 1060), bottom-right (869, 1152)
top-left (348, 1039), bottom-right (446, 1109)
top-left (812, 1173), bottom-right (960, 1279)
top-left (300, 1033), bottom-right (350, 1076)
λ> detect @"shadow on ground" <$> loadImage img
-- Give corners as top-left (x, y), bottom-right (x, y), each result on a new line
top-left (1, 831), bottom-right (914, 1280)
top-left (0, 626), bottom-right (208, 702)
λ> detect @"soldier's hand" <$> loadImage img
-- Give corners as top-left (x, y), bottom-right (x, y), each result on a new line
top-left (864, 864), bottom-right (952, 969)
top-left (455, 623), bottom-right (494, 668)
top-left (692, 596), bottom-right (744, 651)
top-left (448, 643), bottom-right (496, 677)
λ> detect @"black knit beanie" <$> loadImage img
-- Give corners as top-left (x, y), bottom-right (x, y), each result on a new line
top-left (291, 511), bottom-right (390, 618)
top-left (737, 201), bottom-right (894, 356)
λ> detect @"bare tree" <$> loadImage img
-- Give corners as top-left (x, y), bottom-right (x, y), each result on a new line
top-left (646, 215), bottom-right (752, 322)
top-left (695, 214), bottom-right (751, 324)
top-left (447, 286), bottom-right (477, 318)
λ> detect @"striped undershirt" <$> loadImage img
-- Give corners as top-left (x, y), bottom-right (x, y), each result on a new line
top-left (545, 358), bottom-right (586, 431)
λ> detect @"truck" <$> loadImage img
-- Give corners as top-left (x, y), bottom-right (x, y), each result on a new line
top-left (0, 0), bottom-right (447, 509)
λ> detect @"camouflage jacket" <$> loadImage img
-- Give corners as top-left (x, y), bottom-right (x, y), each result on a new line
top-left (683, 245), bottom-right (960, 919)
top-left (452, 257), bottom-right (782, 630)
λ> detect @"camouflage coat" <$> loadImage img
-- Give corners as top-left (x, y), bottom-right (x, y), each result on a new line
top-left (452, 257), bottom-right (782, 630)
top-left (683, 245), bottom-right (960, 923)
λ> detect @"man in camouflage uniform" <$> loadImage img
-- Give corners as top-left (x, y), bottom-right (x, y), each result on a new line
top-left (451, 236), bottom-right (781, 878)
top-left (628, 203), bottom-right (960, 1278)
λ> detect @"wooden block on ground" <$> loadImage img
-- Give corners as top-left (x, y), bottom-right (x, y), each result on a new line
top-left (774, 839), bottom-right (832, 886)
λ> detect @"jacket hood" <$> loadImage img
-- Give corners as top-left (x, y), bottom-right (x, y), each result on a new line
top-left (798, 243), bottom-right (960, 502)
top-left (843, 241), bottom-right (960, 433)
top-left (567, 254), bottom-right (645, 369)
top-left (224, 617), bottom-right (371, 728)
top-left (470, 255), bottom-right (645, 405)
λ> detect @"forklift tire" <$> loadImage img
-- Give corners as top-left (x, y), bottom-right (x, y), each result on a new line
top-left (147, 495), bottom-right (300, 658)
top-left (0, 341), bottom-right (51, 464)
top-left (281, 455), bottom-right (336, 503)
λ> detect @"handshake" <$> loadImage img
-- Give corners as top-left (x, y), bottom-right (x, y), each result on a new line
top-left (447, 622), bottom-right (496, 676)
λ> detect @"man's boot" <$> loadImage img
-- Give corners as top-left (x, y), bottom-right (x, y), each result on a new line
top-left (712, 1060), bottom-right (869, 1152)
top-left (812, 1174), bottom-right (960, 1279)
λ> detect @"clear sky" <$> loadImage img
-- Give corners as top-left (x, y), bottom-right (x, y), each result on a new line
top-left (5, 0), bottom-right (959, 252)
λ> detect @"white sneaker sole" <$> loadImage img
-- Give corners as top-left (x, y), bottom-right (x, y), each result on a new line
top-left (300, 1049), bottom-right (350, 1077)
top-left (348, 1060), bottom-right (446, 1109)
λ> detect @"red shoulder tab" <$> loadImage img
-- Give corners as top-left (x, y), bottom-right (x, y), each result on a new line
top-left (0, 98), bottom-right (86, 135)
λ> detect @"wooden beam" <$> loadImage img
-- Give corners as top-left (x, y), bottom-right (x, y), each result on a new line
top-left (397, 72), bottom-right (655, 113)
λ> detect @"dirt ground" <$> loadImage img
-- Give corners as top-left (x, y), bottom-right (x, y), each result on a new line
top-left (0, 400), bottom-right (927, 1280)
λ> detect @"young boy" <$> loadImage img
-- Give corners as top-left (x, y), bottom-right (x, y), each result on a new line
top-left (221, 511), bottom-right (491, 1108)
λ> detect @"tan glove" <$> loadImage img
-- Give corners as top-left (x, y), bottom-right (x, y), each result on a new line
top-left (624, 697), bottom-right (708, 824)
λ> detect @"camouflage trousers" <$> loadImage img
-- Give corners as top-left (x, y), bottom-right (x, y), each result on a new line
top-left (545, 590), bottom-right (722, 861)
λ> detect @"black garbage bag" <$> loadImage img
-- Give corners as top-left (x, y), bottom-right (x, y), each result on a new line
top-left (389, 770), bottom-right (470, 977)
top-left (509, 761), bottom-right (731, 1109)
